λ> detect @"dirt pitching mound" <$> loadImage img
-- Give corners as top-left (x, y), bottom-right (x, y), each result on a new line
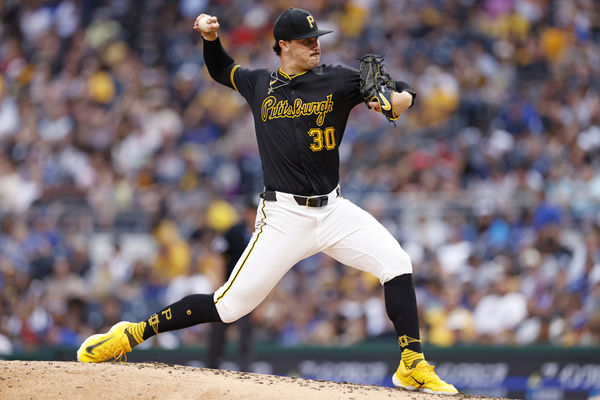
top-left (0, 360), bottom-right (510, 400)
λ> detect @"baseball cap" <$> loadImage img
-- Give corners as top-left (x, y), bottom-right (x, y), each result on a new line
top-left (273, 8), bottom-right (333, 41)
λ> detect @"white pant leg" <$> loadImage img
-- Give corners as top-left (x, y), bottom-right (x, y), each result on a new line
top-left (214, 199), bottom-right (318, 323)
top-left (320, 198), bottom-right (412, 284)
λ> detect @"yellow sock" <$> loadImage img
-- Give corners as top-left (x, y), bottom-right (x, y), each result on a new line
top-left (125, 321), bottom-right (147, 347)
top-left (401, 349), bottom-right (425, 369)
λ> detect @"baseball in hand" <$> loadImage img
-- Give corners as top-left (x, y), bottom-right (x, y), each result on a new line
top-left (195, 15), bottom-right (212, 32)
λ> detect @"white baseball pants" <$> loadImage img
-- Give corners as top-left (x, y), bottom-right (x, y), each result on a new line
top-left (213, 186), bottom-right (413, 323)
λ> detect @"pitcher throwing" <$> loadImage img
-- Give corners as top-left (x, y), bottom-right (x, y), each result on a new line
top-left (77, 8), bottom-right (458, 395)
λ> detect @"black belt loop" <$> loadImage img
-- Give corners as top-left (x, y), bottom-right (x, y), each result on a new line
top-left (260, 191), bottom-right (277, 201)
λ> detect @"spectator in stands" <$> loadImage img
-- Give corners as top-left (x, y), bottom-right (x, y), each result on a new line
top-left (0, 0), bottom-right (598, 354)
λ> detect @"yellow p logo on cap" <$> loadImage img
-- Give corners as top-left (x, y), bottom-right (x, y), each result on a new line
top-left (307, 15), bottom-right (314, 28)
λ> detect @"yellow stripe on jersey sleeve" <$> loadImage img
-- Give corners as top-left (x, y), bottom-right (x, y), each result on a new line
top-left (230, 64), bottom-right (241, 92)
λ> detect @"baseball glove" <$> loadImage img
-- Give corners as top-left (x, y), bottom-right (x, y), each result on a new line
top-left (359, 54), bottom-right (398, 123)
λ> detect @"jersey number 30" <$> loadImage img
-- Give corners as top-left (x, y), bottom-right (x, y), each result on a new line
top-left (308, 127), bottom-right (336, 152)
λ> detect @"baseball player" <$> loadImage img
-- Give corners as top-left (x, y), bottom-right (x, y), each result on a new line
top-left (77, 8), bottom-right (458, 395)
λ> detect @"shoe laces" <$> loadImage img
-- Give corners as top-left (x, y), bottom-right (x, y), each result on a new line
top-left (414, 362), bottom-right (443, 382)
top-left (95, 332), bottom-right (128, 363)
top-left (113, 348), bottom-right (127, 364)
top-left (420, 363), bottom-right (435, 372)
top-left (112, 331), bottom-right (129, 363)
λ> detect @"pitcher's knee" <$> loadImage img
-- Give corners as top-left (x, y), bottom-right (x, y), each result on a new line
top-left (381, 248), bottom-right (413, 283)
top-left (214, 299), bottom-right (251, 323)
top-left (399, 248), bottom-right (413, 272)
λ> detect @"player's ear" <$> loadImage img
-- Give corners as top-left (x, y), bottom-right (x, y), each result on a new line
top-left (279, 40), bottom-right (289, 53)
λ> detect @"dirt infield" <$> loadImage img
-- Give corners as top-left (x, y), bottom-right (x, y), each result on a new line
top-left (0, 360), bottom-right (510, 400)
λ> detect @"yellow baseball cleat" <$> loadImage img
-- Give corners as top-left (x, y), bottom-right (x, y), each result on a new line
top-left (77, 321), bottom-right (138, 363)
top-left (393, 359), bottom-right (458, 395)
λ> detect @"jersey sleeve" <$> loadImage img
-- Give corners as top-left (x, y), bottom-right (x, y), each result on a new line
top-left (341, 66), bottom-right (365, 109)
top-left (203, 38), bottom-right (266, 100)
top-left (203, 38), bottom-right (236, 89)
top-left (229, 66), bottom-right (266, 100)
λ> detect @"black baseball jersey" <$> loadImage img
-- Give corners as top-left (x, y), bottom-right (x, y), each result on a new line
top-left (233, 65), bottom-right (364, 195)
top-left (203, 38), bottom-right (413, 196)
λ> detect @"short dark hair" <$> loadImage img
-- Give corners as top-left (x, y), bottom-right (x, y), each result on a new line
top-left (273, 41), bottom-right (282, 56)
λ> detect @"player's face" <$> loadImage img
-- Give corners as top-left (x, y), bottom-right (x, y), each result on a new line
top-left (288, 37), bottom-right (321, 70)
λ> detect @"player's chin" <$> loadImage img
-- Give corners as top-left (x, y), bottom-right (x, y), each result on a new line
top-left (308, 54), bottom-right (320, 67)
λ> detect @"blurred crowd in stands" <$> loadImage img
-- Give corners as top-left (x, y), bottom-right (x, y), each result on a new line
top-left (1, 0), bottom-right (600, 358)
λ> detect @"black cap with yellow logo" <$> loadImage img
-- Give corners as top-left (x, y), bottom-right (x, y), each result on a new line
top-left (273, 8), bottom-right (333, 41)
